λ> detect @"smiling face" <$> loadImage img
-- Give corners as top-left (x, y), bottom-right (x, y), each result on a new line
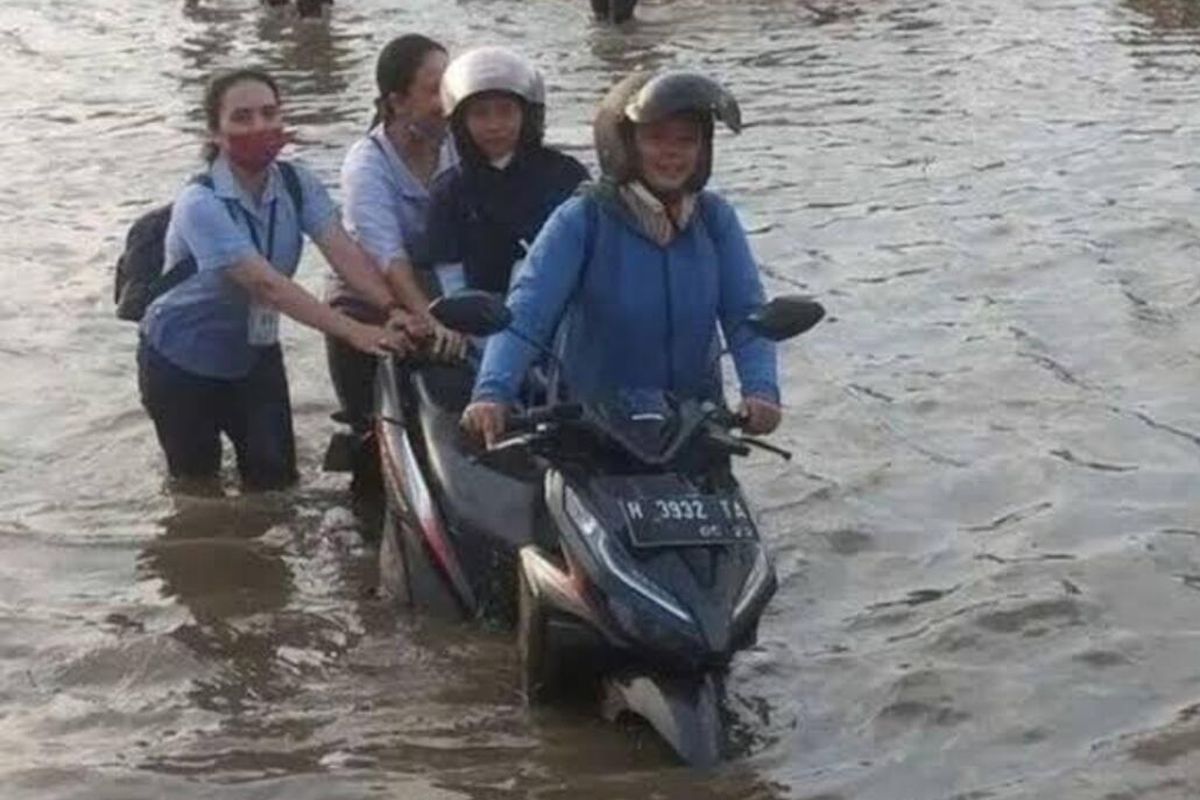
top-left (462, 92), bottom-right (524, 162)
top-left (387, 48), bottom-right (449, 134)
top-left (210, 78), bottom-right (282, 153)
top-left (631, 114), bottom-right (704, 194)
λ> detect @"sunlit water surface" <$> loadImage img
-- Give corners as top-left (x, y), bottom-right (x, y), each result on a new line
top-left (3, 0), bottom-right (1200, 797)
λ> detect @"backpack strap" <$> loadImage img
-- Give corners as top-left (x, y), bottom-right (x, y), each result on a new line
top-left (148, 172), bottom-right (218, 294)
top-left (543, 191), bottom-right (600, 403)
top-left (693, 190), bottom-right (718, 243)
top-left (154, 165), bottom-right (303, 300)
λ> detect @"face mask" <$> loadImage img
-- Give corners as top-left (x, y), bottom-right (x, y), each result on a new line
top-left (405, 116), bottom-right (447, 143)
top-left (225, 128), bottom-right (289, 173)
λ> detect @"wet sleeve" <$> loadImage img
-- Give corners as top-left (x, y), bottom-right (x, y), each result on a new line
top-left (293, 161), bottom-right (339, 241)
top-left (340, 143), bottom-right (407, 268)
top-left (710, 195), bottom-right (780, 404)
top-left (472, 197), bottom-right (590, 406)
top-left (171, 184), bottom-right (258, 273)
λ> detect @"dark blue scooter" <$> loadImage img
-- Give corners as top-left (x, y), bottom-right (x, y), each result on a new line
top-left (371, 291), bottom-right (823, 765)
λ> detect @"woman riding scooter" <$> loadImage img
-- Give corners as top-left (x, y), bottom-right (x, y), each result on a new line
top-left (462, 70), bottom-right (780, 445)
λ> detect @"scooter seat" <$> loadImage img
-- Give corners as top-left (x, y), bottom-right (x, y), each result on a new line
top-left (410, 365), bottom-right (541, 551)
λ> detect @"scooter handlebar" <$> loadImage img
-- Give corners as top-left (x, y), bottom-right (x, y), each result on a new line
top-left (508, 403), bottom-right (584, 431)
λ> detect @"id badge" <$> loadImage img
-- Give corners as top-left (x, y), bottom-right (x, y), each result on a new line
top-left (435, 262), bottom-right (465, 296)
top-left (248, 305), bottom-right (280, 345)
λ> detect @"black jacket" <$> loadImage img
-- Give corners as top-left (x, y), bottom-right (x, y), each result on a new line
top-left (414, 146), bottom-right (589, 294)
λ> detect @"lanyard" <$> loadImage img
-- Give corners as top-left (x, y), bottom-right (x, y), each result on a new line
top-left (235, 199), bottom-right (277, 263)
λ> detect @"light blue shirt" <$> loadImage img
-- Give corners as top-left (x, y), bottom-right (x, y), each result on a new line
top-left (329, 129), bottom-right (456, 306)
top-left (141, 155), bottom-right (338, 379)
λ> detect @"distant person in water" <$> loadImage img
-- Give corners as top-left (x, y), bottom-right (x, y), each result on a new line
top-left (591, 0), bottom-right (637, 23)
top-left (262, 0), bottom-right (332, 19)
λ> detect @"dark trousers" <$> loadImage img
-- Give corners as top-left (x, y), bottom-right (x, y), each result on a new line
top-left (326, 297), bottom-right (386, 430)
top-left (138, 340), bottom-right (297, 491)
top-left (325, 332), bottom-right (385, 535)
top-left (325, 333), bottom-right (378, 432)
top-left (324, 301), bottom-right (389, 537)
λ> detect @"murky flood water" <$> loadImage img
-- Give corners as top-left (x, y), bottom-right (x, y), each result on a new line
top-left (4, 0), bottom-right (1200, 797)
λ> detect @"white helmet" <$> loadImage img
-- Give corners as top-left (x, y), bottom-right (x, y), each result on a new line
top-left (441, 46), bottom-right (547, 160)
top-left (440, 46), bottom-right (545, 117)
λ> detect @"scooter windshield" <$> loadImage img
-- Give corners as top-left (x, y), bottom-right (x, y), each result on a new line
top-left (587, 389), bottom-right (687, 464)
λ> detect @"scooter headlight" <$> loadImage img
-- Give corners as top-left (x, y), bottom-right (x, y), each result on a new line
top-left (563, 486), bottom-right (694, 625)
top-left (734, 547), bottom-right (773, 621)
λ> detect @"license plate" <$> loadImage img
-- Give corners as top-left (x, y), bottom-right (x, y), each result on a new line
top-left (620, 494), bottom-right (758, 548)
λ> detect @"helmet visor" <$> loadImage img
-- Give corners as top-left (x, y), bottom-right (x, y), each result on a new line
top-left (623, 72), bottom-right (742, 133)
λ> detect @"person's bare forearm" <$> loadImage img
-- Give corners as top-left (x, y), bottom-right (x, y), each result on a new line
top-left (318, 224), bottom-right (397, 313)
top-left (384, 260), bottom-right (433, 316)
top-left (229, 259), bottom-right (359, 342)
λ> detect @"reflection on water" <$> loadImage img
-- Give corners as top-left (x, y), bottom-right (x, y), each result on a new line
top-left (139, 498), bottom-right (298, 712)
top-left (177, 1), bottom-right (364, 141)
top-left (1125, 0), bottom-right (1200, 29)
top-left (250, 12), bottom-right (362, 129)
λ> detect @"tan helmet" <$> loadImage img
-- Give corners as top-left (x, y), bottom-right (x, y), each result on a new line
top-left (594, 70), bottom-right (741, 190)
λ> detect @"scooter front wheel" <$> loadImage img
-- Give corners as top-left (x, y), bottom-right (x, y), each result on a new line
top-left (518, 567), bottom-right (566, 703)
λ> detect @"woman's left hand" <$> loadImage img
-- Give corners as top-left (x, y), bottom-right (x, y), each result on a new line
top-left (738, 396), bottom-right (782, 436)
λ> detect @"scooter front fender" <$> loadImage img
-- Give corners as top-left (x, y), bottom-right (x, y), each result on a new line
top-left (601, 669), bottom-right (725, 767)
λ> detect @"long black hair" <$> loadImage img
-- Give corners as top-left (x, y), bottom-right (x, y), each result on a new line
top-left (201, 68), bottom-right (281, 164)
top-left (370, 34), bottom-right (446, 130)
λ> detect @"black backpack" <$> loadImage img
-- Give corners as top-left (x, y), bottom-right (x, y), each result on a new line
top-left (114, 162), bottom-right (304, 322)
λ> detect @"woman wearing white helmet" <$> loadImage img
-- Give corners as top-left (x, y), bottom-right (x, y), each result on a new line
top-left (412, 46), bottom-right (589, 295)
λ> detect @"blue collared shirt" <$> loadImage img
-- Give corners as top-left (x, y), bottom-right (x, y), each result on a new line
top-left (140, 155), bottom-right (339, 379)
top-left (329, 129), bottom-right (456, 306)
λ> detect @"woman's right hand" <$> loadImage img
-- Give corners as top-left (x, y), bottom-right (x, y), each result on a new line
top-left (461, 401), bottom-right (507, 448)
top-left (346, 320), bottom-right (412, 357)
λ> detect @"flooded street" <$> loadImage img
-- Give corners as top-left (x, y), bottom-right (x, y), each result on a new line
top-left (4, 0), bottom-right (1200, 796)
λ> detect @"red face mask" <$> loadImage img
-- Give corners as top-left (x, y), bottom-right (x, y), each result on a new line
top-left (225, 128), bottom-right (290, 173)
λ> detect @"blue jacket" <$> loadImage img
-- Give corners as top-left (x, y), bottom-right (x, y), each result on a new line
top-left (473, 188), bottom-right (779, 406)
top-left (414, 146), bottom-right (588, 293)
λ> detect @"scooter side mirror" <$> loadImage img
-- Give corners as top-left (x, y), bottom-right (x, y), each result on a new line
top-left (745, 295), bottom-right (826, 342)
top-left (428, 290), bottom-right (513, 336)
